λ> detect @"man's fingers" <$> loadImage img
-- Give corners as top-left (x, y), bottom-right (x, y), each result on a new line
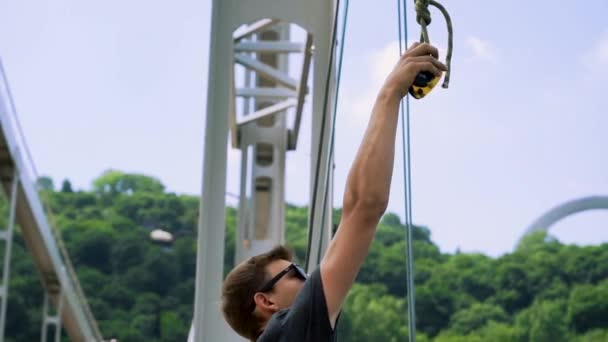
top-left (431, 57), bottom-right (447, 71)
top-left (406, 55), bottom-right (447, 72)
top-left (406, 42), bottom-right (439, 59)
top-left (413, 61), bottom-right (442, 77)
top-left (388, 44), bottom-right (447, 95)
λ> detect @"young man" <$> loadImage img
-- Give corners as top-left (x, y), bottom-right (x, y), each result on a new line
top-left (221, 42), bottom-right (446, 341)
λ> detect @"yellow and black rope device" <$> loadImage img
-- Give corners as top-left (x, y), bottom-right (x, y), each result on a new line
top-left (409, 70), bottom-right (440, 99)
top-left (408, 0), bottom-right (453, 99)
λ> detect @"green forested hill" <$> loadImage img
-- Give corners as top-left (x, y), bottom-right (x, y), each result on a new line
top-left (4, 170), bottom-right (608, 341)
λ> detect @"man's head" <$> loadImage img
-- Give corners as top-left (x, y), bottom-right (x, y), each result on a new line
top-left (221, 245), bottom-right (307, 340)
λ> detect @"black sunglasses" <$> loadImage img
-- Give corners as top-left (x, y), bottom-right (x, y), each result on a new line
top-left (259, 263), bottom-right (308, 293)
top-left (250, 263), bottom-right (308, 313)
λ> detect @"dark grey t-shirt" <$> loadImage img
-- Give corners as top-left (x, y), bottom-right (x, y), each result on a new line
top-left (257, 268), bottom-right (338, 342)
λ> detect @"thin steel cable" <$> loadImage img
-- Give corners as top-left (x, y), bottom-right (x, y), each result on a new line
top-left (398, 0), bottom-right (417, 340)
top-left (317, 0), bottom-right (350, 263)
top-left (305, 0), bottom-right (343, 270)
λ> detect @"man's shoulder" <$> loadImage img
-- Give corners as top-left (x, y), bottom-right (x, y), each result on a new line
top-left (259, 268), bottom-right (337, 341)
top-left (257, 309), bottom-right (289, 341)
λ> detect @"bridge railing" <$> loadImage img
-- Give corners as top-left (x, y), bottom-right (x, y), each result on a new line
top-left (0, 58), bottom-right (102, 340)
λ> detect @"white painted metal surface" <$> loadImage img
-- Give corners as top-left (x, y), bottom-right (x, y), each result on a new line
top-left (0, 172), bottom-right (18, 342)
top-left (193, 0), bottom-right (337, 340)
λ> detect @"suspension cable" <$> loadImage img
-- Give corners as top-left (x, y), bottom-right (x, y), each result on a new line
top-left (400, 1), bottom-right (454, 340)
top-left (305, 0), bottom-right (344, 270)
top-left (398, 0), bottom-right (417, 340)
top-left (316, 0), bottom-right (350, 263)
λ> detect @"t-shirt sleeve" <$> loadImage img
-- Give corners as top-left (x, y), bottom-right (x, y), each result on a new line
top-left (282, 267), bottom-right (337, 340)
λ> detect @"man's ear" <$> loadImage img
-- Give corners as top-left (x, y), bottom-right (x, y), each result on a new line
top-left (254, 292), bottom-right (279, 313)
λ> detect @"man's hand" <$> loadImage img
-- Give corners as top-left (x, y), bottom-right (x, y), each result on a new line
top-left (382, 42), bottom-right (447, 100)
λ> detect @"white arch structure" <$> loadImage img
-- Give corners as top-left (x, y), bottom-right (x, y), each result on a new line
top-left (522, 196), bottom-right (608, 238)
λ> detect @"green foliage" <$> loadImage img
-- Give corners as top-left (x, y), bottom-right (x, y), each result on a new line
top-left (448, 302), bottom-right (508, 335)
top-left (36, 175), bottom-right (54, 191)
top-left (60, 179), bottom-right (74, 193)
top-left (517, 299), bottom-right (570, 342)
top-left (435, 321), bottom-right (522, 342)
top-left (575, 329), bottom-right (608, 342)
top-left (338, 284), bottom-right (409, 342)
top-left (4, 171), bottom-right (608, 341)
top-left (160, 311), bottom-right (188, 340)
top-left (568, 281), bottom-right (608, 333)
top-left (93, 169), bottom-right (165, 196)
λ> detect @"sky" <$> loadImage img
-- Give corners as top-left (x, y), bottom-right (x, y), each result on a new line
top-left (1, 0), bottom-right (607, 257)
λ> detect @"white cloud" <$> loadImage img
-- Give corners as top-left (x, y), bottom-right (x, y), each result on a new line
top-left (582, 34), bottom-right (608, 68)
top-left (465, 36), bottom-right (497, 62)
top-left (370, 41), bottom-right (402, 85)
top-left (344, 40), bottom-right (449, 127)
top-left (342, 41), bottom-right (401, 127)
top-left (371, 40), bottom-right (449, 84)
top-left (597, 40), bottom-right (608, 64)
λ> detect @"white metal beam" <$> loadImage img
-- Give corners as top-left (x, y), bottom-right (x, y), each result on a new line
top-left (235, 41), bottom-right (304, 53)
top-left (235, 54), bottom-right (299, 90)
top-left (0, 171), bottom-right (18, 342)
top-left (233, 19), bottom-right (279, 41)
top-left (194, 1), bottom-right (337, 340)
top-left (237, 98), bottom-right (297, 126)
top-left (40, 292), bottom-right (63, 342)
top-left (288, 33), bottom-right (314, 150)
top-left (192, 0), bottom-right (235, 341)
top-left (236, 87), bottom-right (297, 100)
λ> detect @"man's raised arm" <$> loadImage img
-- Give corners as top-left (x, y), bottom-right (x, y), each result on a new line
top-left (319, 43), bottom-right (447, 326)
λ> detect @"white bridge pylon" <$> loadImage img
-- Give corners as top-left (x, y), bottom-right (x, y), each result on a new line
top-left (192, 0), bottom-right (338, 340)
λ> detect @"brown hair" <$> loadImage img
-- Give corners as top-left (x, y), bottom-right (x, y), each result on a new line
top-left (221, 245), bottom-right (293, 340)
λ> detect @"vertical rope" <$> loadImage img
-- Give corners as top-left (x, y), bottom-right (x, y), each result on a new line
top-left (398, 1), bottom-right (417, 341)
top-left (414, 0), bottom-right (454, 88)
top-left (305, 0), bottom-right (342, 270)
top-left (317, 0), bottom-right (350, 263)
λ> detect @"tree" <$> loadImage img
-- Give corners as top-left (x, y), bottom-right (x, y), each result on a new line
top-left (61, 179), bottom-right (73, 193)
top-left (435, 321), bottom-right (522, 342)
top-left (563, 244), bottom-right (608, 285)
top-left (142, 249), bottom-right (178, 296)
top-left (7, 173), bottom-right (608, 341)
top-left (448, 303), bottom-right (509, 335)
top-left (68, 221), bottom-right (116, 273)
top-left (527, 300), bottom-right (569, 342)
top-left (36, 176), bottom-right (54, 191)
top-left (114, 192), bottom-right (184, 230)
top-left (476, 321), bottom-right (522, 342)
top-left (338, 284), bottom-right (408, 342)
top-left (575, 329), bottom-right (608, 342)
top-left (110, 233), bottom-right (147, 274)
top-left (445, 253), bottom-right (495, 302)
top-left (568, 282), bottom-right (608, 333)
top-left (93, 169), bottom-right (165, 196)
top-left (490, 260), bottom-right (532, 313)
top-left (100, 281), bottom-right (136, 311)
top-left (160, 311), bottom-right (188, 341)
